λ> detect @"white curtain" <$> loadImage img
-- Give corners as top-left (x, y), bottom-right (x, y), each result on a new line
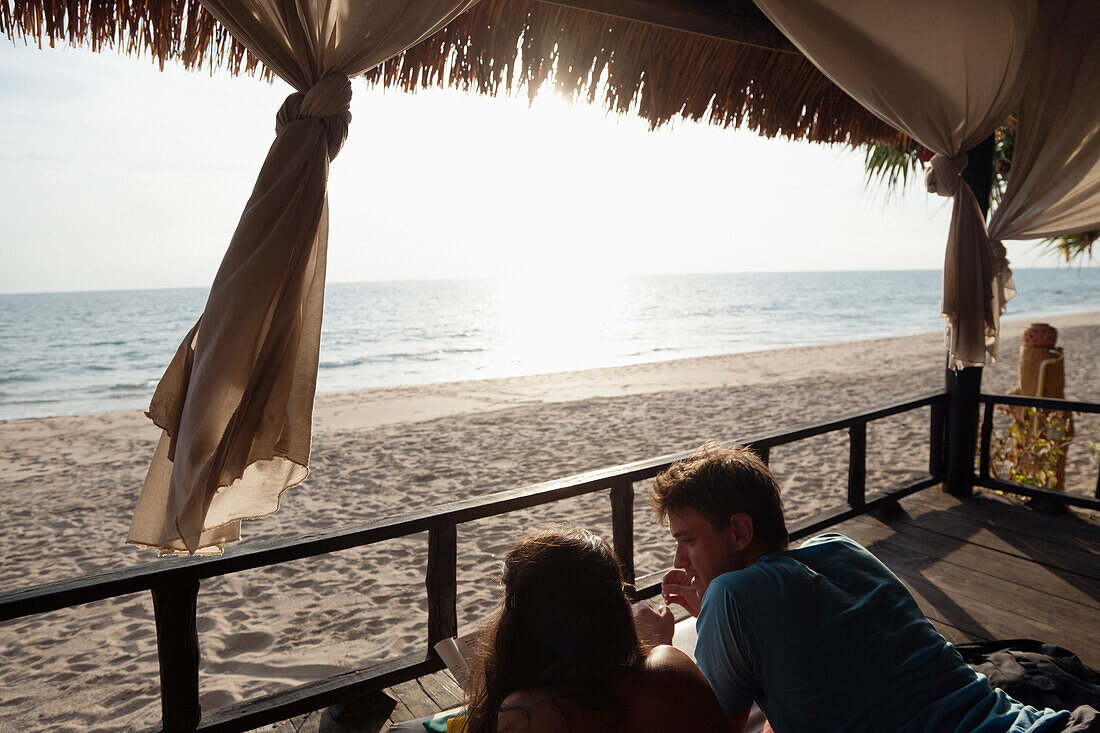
top-left (987, 3), bottom-right (1100, 246)
top-left (129, 0), bottom-right (476, 555)
top-left (751, 0), bottom-right (1036, 369)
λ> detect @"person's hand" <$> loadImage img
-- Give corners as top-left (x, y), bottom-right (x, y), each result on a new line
top-left (633, 600), bottom-right (675, 647)
top-left (662, 568), bottom-right (704, 617)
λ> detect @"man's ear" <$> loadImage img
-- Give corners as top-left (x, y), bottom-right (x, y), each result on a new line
top-left (726, 513), bottom-right (755, 550)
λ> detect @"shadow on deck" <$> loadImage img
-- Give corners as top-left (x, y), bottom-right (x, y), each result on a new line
top-left (273, 488), bottom-right (1100, 733)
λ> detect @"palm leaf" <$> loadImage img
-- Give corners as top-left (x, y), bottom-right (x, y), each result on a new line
top-left (1040, 232), bottom-right (1098, 263)
top-left (862, 144), bottom-right (921, 199)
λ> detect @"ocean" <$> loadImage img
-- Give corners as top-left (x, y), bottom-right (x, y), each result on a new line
top-left (2, 268), bottom-right (1099, 420)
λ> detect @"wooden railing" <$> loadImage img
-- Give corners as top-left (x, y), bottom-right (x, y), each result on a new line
top-left (977, 393), bottom-right (1100, 507)
top-left (1, 392), bottom-right (949, 732)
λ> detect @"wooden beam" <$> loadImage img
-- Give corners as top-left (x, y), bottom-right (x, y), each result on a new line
top-left (944, 366), bottom-right (982, 497)
top-left (169, 655), bottom-right (440, 733)
top-left (610, 479), bottom-right (635, 586)
top-left (974, 477), bottom-right (1100, 512)
top-left (847, 421), bottom-right (867, 508)
top-left (978, 401), bottom-right (994, 480)
top-left (535, 0), bottom-right (799, 52)
top-left (152, 579), bottom-right (201, 733)
top-left (982, 393), bottom-right (1100, 414)
top-left (426, 525), bottom-right (458, 649)
top-left (929, 398), bottom-right (946, 479)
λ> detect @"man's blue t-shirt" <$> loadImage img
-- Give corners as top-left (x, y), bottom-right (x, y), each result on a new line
top-left (695, 533), bottom-right (1068, 733)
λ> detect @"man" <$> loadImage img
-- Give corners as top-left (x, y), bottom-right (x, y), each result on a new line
top-left (634, 442), bottom-right (1095, 733)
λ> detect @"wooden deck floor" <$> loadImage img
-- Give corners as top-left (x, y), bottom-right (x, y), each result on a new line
top-left (265, 489), bottom-right (1100, 733)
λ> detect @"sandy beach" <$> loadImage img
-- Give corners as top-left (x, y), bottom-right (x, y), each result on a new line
top-left (3, 312), bottom-right (1100, 732)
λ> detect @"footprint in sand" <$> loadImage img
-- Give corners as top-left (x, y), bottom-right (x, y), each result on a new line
top-left (200, 688), bottom-right (240, 710)
top-left (219, 631), bottom-right (275, 658)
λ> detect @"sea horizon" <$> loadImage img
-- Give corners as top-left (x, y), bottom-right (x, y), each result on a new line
top-left (3, 268), bottom-right (1100, 421)
top-left (4, 264), bottom-right (1099, 298)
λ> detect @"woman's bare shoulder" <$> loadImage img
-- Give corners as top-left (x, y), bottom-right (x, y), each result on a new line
top-left (620, 645), bottom-right (728, 729)
top-left (643, 644), bottom-right (707, 680)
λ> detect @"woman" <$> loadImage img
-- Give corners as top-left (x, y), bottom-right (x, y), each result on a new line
top-left (464, 525), bottom-right (729, 732)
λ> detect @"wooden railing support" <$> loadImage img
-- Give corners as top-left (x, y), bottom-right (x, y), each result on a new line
top-left (847, 421), bottom-right (867, 508)
top-left (610, 480), bottom-right (635, 587)
top-left (974, 393), bottom-right (1100, 510)
top-left (944, 366), bottom-right (982, 496)
top-left (152, 578), bottom-right (201, 733)
top-left (979, 400), bottom-right (995, 480)
top-left (426, 525), bottom-right (458, 650)
top-left (929, 398), bottom-right (946, 478)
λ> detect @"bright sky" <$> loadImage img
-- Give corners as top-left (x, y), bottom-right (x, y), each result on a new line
top-left (0, 41), bottom-right (1071, 295)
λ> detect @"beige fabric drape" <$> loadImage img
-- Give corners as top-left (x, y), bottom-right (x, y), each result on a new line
top-left (751, 0), bottom-right (1035, 369)
top-left (129, 0), bottom-right (476, 555)
top-left (987, 3), bottom-right (1100, 245)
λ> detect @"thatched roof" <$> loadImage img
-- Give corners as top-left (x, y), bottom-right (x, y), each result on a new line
top-left (1, 0), bottom-right (909, 146)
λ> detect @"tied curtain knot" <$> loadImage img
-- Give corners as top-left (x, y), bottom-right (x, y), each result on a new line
top-left (925, 152), bottom-right (970, 197)
top-left (276, 74), bottom-right (353, 160)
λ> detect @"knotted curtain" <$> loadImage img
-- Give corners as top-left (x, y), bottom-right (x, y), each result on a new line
top-left (751, 0), bottom-right (1035, 369)
top-left (129, 0), bottom-right (476, 554)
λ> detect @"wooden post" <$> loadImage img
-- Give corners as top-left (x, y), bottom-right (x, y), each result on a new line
top-left (847, 421), bottom-right (867, 508)
top-left (426, 525), bottom-right (458, 650)
top-left (609, 480), bottom-right (635, 588)
top-left (944, 366), bottom-right (982, 496)
top-left (929, 398), bottom-right (946, 478)
top-left (979, 400), bottom-right (994, 480)
top-left (943, 134), bottom-right (995, 497)
top-left (151, 578), bottom-right (201, 733)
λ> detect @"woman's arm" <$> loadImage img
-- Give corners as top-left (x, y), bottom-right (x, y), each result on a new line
top-left (643, 645), bottom-right (737, 731)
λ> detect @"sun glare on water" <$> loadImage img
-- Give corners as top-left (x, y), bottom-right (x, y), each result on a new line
top-left (489, 271), bottom-right (630, 376)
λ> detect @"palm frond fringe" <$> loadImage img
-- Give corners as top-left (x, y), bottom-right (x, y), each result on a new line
top-left (2, 0), bottom-right (909, 145)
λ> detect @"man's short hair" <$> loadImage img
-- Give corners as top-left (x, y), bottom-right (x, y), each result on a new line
top-left (649, 442), bottom-right (789, 551)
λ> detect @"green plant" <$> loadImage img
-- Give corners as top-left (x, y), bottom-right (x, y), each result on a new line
top-left (988, 405), bottom-right (1073, 489)
top-left (1040, 231), bottom-right (1098, 263)
top-left (1088, 434), bottom-right (1100, 463)
top-left (861, 142), bottom-right (923, 200)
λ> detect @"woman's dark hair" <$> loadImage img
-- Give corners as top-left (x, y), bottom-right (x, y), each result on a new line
top-left (464, 525), bottom-right (645, 733)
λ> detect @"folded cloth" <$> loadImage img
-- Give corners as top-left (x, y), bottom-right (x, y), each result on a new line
top-left (1063, 705), bottom-right (1099, 733)
top-left (955, 639), bottom-right (1100, 712)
